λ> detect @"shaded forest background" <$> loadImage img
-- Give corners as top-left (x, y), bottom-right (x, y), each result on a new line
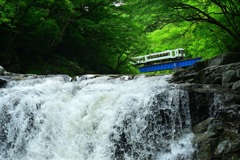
top-left (0, 0), bottom-right (239, 75)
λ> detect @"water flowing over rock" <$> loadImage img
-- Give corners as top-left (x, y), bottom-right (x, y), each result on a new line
top-left (0, 74), bottom-right (195, 160)
top-left (172, 52), bottom-right (240, 160)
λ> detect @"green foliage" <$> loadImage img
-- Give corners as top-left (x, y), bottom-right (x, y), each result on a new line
top-left (133, 0), bottom-right (240, 61)
top-left (144, 70), bottom-right (174, 75)
top-left (146, 22), bottom-right (228, 59)
top-left (26, 55), bottom-right (85, 76)
top-left (1, 0), bottom-right (239, 75)
top-left (0, 0), bottom-right (146, 74)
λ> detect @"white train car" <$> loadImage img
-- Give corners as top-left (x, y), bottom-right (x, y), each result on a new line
top-left (132, 48), bottom-right (185, 65)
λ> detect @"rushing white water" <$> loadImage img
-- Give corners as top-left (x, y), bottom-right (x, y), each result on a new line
top-left (0, 75), bottom-right (195, 160)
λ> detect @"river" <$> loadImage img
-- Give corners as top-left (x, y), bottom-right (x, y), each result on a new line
top-left (0, 75), bottom-right (195, 160)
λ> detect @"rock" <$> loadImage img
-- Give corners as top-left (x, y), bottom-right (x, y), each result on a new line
top-left (192, 60), bottom-right (210, 72)
top-left (212, 77), bottom-right (222, 85)
top-left (172, 51), bottom-right (240, 160)
top-left (232, 80), bottom-right (240, 91)
top-left (209, 52), bottom-right (240, 66)
top-left (195, 130), bottom-right (240, 160)
top-left (192, 118), bottom-right (213, 134)
top-left (0, 66), bottom-right (5, 75)
top-left (173, 57), bottom-right (240, 91)
top-left (189, 89), bottom-right (240, 160)
top-left (237, 69), bottom-right (240, 77)
top-left (0, 66), bottom-right (7, 87)
top-left (222, 70), bottom-right (238, 85)
top-left (188, 88), bottom-right (213, 125)
top-left (0, 78), bottom-right (7, 88)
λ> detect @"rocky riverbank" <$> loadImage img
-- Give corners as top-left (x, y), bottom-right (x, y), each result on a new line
top-left (172, 52), bottom-right (240, 91)
top-left (172, 52), bottom-right (240, 160)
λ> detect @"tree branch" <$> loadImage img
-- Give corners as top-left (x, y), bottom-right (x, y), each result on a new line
top-left (172, 2), bottom-right (240, 41)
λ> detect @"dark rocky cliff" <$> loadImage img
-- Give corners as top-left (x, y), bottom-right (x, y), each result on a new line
top-left (172, 52), bottom-right (240, 160)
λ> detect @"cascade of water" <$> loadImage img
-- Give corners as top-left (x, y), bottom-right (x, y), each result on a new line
top-left (0, 75), bottom-right (195, 160)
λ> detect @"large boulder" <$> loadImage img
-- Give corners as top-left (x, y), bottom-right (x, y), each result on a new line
top-left (209, 52), bottom-right (240, 66)
top-left (179, 83), bottom-right (240, 160)
top-left (191, 92), bottom-right (240, 160)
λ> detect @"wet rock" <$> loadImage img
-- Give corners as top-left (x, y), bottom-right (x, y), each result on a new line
top-left (195, 128), bottom-right (240, 160)
top-left (172, 52), bottom-right (240, 159)
top-left (188, 89), bottom-right (213, 125)
top-left (0, 66), bottom-right (5, 75)
top-left (0, 66), bottom-right (7, 87)
top-left (232, 80), bottom-right (240, 91)
top-left (0, 78), bottom-right (7, 88)
top-left (192, 118), bottom-right (213, 134)
top-left (222, 70), bottom-right (238, 85)
top-left (190, 91), bottom-right (240, 160)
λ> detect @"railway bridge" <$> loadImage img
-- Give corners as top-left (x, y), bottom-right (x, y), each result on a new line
top-left (139, 57), bottom-right (201, 73)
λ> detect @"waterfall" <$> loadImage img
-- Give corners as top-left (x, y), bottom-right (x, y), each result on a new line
top-left (0, 75), bottom-right (195, 160)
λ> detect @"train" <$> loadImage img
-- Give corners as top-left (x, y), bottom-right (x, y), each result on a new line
top-left (132, 48), bottom-right (185, 65)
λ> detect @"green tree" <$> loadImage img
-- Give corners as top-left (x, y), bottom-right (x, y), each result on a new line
top-left (0, 0), bottom-right (146, 74)
top-left (143, 0), bottom-right (240, 50)
top-left (125, 0), bottom-right (240, 61)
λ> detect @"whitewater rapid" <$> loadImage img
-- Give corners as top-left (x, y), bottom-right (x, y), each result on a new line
top-left (0, 75), bottom-right (195, 160)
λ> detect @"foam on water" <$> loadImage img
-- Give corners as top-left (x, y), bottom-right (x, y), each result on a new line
top-left (0, 75), bottom-right (195, 160)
